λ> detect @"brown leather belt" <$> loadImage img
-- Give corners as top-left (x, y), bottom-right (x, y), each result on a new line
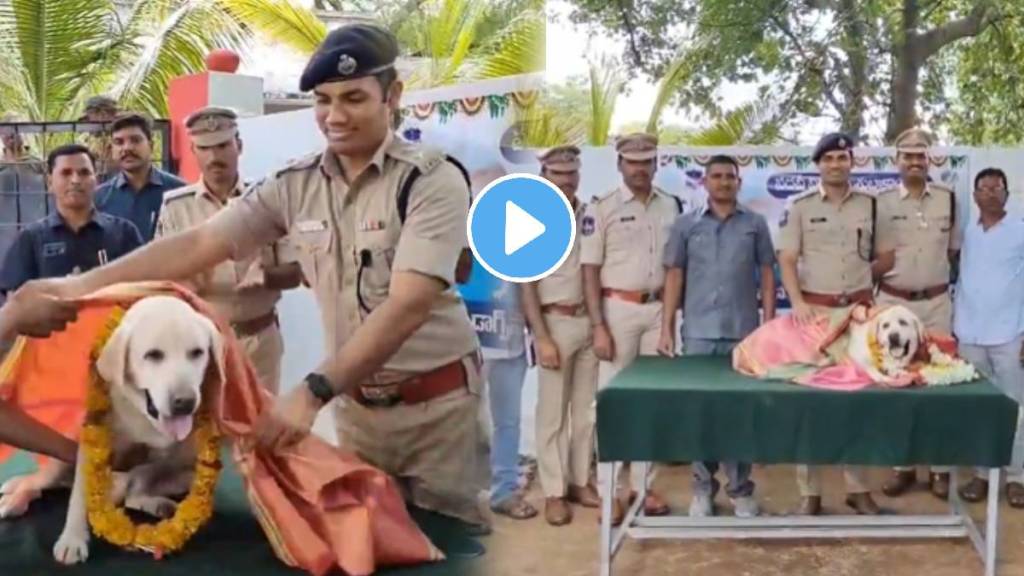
top-left (541, 302), bottom-right (585, 316)
top-left (801, 289), bottom-right (873, 308)
top-left (879, 282), bottom-right (948, 302)
top-left (231, 311), bottom-right (277, 337)
top-left (602, 288), bottom-right (662, 304)
top-left (349, 360), bottom-right (467, 408)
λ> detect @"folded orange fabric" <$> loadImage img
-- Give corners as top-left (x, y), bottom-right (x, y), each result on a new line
top-left (0, 281), bottom-right (442, 575)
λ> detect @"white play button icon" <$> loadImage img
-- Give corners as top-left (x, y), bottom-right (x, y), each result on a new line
top-left (504, 200), bottom-right (546, 255)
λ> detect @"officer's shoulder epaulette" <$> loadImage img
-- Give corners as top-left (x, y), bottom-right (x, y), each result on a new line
top-left (876, 186), bottom-right (900, 197)
top-left (388, 139), bottom-right (446, 173)
top-left (592, 189), bottom-right (617, 204)
top-left (930, 182), bottom-right (955, 195)
top-left (273, 152), bottom-right (321, 177)
top-left (788, 188), bottom-right (818, 204)
top-left (162, 185), bottom-right (199, 204)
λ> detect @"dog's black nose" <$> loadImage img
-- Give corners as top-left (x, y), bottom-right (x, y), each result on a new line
top-left (888, 332), bottom-right (902, 347)
top-left (170, 395), bottom-right (196, 417)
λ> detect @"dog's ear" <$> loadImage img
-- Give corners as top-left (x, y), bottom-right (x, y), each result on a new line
top-left (197, 313), bottom-right (226, 386)
top-left (96, 318), bottom-right (134, 387)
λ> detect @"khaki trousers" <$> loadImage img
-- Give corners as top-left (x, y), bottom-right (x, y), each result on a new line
top-left (877, 289), bottom-right (953, 475)
top-left (334, 355), bottom-right (490, 526)
top-left (797, 302), bottom-right (871, 496)
top-left (596, 298), bottom-right (662, 495)
top-left (238, 322), bottom-right (284, 395)
top-left (536, 313), bottom-right (598, 498)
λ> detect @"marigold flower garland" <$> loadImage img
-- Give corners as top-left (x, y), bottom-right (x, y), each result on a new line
top-left (83, 306), bottom-right (222, 559)
top-left (866, 330), bottom-right (977, 387)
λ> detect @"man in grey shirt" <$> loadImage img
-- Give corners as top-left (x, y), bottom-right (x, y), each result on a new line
top-left (658, 154), bottom-right (777, 518)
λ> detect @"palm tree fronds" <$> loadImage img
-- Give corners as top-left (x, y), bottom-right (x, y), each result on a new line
top-left (473, 9), bottom-right (544, 80)
top-left (680, 101), bottom-right (780, 146)
top-left (588, 57), bottom-right (624, 146)
top-left (217, 0), bottom-right (326, 54)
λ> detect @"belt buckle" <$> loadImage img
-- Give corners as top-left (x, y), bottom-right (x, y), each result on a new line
top-left (359, 385), bottom-right (401, 408)
top-left (909, 290), bottom-right (924, 300)
top-left (837, 294), bottom-right (849, 306)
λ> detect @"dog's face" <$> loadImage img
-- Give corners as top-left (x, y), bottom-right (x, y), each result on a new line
top-left (97, 296), bottom-right (224, 442)
top-left (873, 305), bottom-right (924, 368)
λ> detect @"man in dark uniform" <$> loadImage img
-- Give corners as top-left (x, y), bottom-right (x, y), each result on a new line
top-left (29, 24), bottom-right (490, 533)
top-left (0, 144), bottom-right (141, 294)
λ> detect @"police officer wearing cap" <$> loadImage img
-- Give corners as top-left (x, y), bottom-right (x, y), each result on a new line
top-left (156, 106), bottom-right (303, 394)
top-left (777, 131), bottom-right (892, 516)
top-left (30, 23), bottom-right (489, 531)
top-left (520, 145), bottom-right (601, 526)
top-left (874, 127), bottom-right (961, 500)
top-left (79, 96), bottom-right (120, 183)
top-left (581, 132), bottom-right (681, 523)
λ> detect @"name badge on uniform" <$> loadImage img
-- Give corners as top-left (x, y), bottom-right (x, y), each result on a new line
top-left (619, 216), bottom-right (636, 223)
top-left (296, 220), bottom-right (327, 233)
top-left (42, 242), bottom-right (67, 258)
top-left (891, 215), bottom-right (908, 221)
top-left (810, 217), bottom-right (828, 223)
top-left (359, 219), bottom-right (386, 231)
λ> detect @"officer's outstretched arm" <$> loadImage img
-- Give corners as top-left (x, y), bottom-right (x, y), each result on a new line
top-left (315, 270), bottom-right (443, 398)
top-left (42, 223), bottom-right (234, 299)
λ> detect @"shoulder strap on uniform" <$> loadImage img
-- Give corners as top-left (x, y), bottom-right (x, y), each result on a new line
top-left (397, 154), bottom-right (472, 224)
top-left (671, 194), bottom-right (683, 214)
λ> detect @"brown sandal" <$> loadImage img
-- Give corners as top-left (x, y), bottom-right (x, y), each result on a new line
top-left (958, 477), bottom-right (988, 503)
top-left (490, 494), bottom-right (538, 520)
top-left (1007, 482), bottom-right (1024, 508)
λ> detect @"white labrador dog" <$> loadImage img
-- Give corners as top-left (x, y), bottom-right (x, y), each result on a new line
top-left (0, 296), bottom-right (223, 564)
top-left (847, 304), bottom-right (925, 382)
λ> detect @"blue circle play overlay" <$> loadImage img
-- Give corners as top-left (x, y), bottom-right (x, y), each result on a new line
top-left (467, 173), bottom-right (576, 283)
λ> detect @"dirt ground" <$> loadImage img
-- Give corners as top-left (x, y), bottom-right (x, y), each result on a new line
top-left (472, 464), bottom-right (1024, 576)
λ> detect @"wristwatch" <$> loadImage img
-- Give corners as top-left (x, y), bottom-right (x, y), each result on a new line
top-left (304, 372), bottom-right (336, 406)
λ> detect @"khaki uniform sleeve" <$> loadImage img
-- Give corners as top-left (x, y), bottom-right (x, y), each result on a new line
top-left (391, 162), bottom-right (468, 285)
top-left (875, 194), bottom-right (897, 253)
top-left (207, 177), bottom-right (288, 260)
top-left (579, 202), bottom-right (605, 265)
top-left (775, 199), bottom-right (802, 254)
top-left (154, 202), bottom-right (178, 239)
top-left (949, 190), bottom-right (963, 252)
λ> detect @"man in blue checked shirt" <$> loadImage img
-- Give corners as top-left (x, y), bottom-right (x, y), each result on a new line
top-left (94, 113), bottom-right (185, 242)
top-left (658, 154), bottom-right (776, 519)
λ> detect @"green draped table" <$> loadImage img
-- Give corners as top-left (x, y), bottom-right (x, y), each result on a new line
top-left (595, 355), bottom-right (1019, 576)
top-left (0, 452), bottom-right (482, 576)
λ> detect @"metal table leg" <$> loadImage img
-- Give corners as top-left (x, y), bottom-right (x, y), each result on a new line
top-left (985, 468), bottom-right (1001, 576)
top-left (599, 462), bottom-right (615, 576)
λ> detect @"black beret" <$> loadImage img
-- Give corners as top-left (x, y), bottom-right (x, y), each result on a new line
top-left (812, 132), bottom-right (855, 163)
top-left (299, 23), bottom-right (399, 92)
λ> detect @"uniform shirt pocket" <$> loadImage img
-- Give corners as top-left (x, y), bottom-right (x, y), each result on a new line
top-left (293, 227), bottom-right (333, 285)
top-left (358, 241), bottom-right (396, 308)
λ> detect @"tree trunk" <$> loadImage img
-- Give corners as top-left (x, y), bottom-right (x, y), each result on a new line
top-left (886, 45), bottom-right (920, 142)
top-left (838, 0), bottom-right (868, 140)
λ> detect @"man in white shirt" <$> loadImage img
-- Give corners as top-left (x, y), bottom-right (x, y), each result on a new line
top-left (953, 167), bottom-right (1024, 508)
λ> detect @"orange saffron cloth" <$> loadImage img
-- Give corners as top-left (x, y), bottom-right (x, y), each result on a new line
top-left (0, 281), bottom-right (443, 575)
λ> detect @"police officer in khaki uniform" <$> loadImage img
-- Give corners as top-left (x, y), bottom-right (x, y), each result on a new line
top-left (875, 127), bottom-right (961, 500)
top-left (777, 132), bottom-right (892, 516)
top-left (581, 133), bottom-right (680, 524)
top-left (520, 145), bottom-right (600, 526)
top-left (33, 23), bottom-right (489, 531)
top-left (156, 106), bottom-right (302, 394)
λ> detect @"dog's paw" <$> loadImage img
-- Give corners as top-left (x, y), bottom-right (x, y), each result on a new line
top-left (0, 474), bottom-right (35, 495)
top-left (53, 530), bottom-right (90, 565)
top-left (0, 487), bottom-right (41, 519)
top-left (126, 495), bottom-right (177, 519)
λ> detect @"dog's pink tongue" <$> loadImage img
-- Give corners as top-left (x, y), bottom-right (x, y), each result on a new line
top-left (163, 415), bottom-right (194, 441)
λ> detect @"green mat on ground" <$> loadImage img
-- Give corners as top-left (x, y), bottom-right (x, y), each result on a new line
top-left (597, 355), bottom-right (1018, 467)
top-left (0, 452), bottom-right (483, 575)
